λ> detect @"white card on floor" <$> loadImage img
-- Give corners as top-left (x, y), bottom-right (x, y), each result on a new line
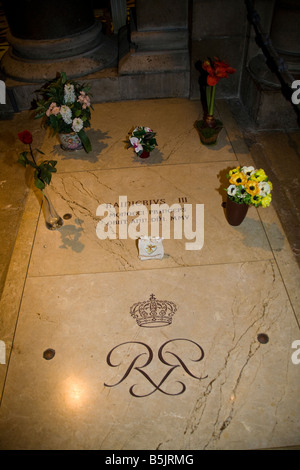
top-left (138, 236), bottom-right (164, 260)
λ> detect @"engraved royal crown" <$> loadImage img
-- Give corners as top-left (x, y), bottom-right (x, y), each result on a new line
top-left (130, 293), bottom-right (177, 328)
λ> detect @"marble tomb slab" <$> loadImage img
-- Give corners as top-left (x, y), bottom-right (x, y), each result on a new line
top-left (1, 98), bottom-right (298, 452)
top-left (0, 261), bottom-right (299, 450)
top-left (28, 162), bottom-right (274, 277)
top-left (40, 99), bottom-right (236, 173)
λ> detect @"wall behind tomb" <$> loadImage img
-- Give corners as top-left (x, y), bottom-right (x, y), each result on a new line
top-left (1, 0), bottom-right (298, 127)
top-left (190, 0), bottom-right (249, 100)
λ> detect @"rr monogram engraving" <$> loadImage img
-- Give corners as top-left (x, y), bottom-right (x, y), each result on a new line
top-left (104, 339), bottom-right (208, 397)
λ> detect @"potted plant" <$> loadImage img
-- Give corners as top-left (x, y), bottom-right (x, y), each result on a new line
top-left (127, 126), bottom-right (158, 158)
top-left (196, 57), bottom-right (235, 145)
top-left (224, 165), bottom-right (273, 225)
top-left (18, 130), bottom-right (63, 230)
top-left (34, 72), bottom-right (93, 153)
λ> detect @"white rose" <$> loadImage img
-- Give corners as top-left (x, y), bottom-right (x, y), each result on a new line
top-left (72, 118), bottom-right (84, 133)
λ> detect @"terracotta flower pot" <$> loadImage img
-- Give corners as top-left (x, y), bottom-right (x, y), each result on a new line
top-left (226, 196), bottom-right (249, 226)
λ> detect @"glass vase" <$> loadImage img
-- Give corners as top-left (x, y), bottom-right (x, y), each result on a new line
top-left (41, 186), bottom-right (63, 230)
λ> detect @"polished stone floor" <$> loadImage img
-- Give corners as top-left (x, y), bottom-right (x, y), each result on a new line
top-left (0, 99), bottom-right (299, 450)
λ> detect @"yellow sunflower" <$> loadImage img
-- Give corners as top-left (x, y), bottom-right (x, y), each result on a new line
top-left (229, 171), bottom-right (247, 186)
top-left (245, 180), bottom-right (260, 196)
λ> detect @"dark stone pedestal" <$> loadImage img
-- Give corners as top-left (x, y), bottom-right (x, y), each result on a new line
top-left (118, 0), bottom-right (190, 99)
top-left (270, 0), bottom-right (300, 76)
top-left (3, 0), bottom-right (95, 40)
top-left (241, 54), bottom-right (300, 129)
top-left (0, 0), bottom-right (118, 83)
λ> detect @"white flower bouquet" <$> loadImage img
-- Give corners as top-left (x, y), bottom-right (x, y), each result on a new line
top-left (34, 72), bottom-right (93, 153)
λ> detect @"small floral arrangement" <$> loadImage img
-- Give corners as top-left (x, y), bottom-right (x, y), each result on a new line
top-left (225, 166), bottom-right (273, 207)
top-left (128, 126), bottom-right (157, 156)
top-left (34, 72), bottom-right (93, 153)
top-left (202, 57), bottom-right (236, 118)
top-left (17, 130), bottom-right (57, 190)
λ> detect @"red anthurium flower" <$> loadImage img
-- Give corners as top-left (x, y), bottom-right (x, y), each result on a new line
top-left (207, 75), bottom-right (219, 86)
top-left (202, 57), bottom-right (236, 86)
top-left (202, 60), bottom-right (218, 85)
top-left (202, 60), bottom-right (213, 75)
top-left (18, 130), bottom-right (33, 145)
top-left (201, 57), bottom-right (236, 118)
top-left (214, 58), bottom-right (236, 79)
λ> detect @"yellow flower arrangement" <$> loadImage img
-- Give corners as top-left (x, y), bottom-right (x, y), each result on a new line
top-left (225, 165), bottom-right (272, 207)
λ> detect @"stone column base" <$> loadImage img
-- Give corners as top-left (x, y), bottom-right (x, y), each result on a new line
top-left (1, 22), bottom-right (118, 82)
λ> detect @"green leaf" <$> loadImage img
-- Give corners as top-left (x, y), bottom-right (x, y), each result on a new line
top-left (78, 129), bottom-right (92, 153)
top-left (34, 177), bottom-right (45, 190)
top-left (60, 72), bottom-right (67, 84)
top-left (18, 151), bottom-right (29, 166)
top-left (18, 157), bottom-right (27, 167)
top-left (34, 112), bottom-right (45, 119)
